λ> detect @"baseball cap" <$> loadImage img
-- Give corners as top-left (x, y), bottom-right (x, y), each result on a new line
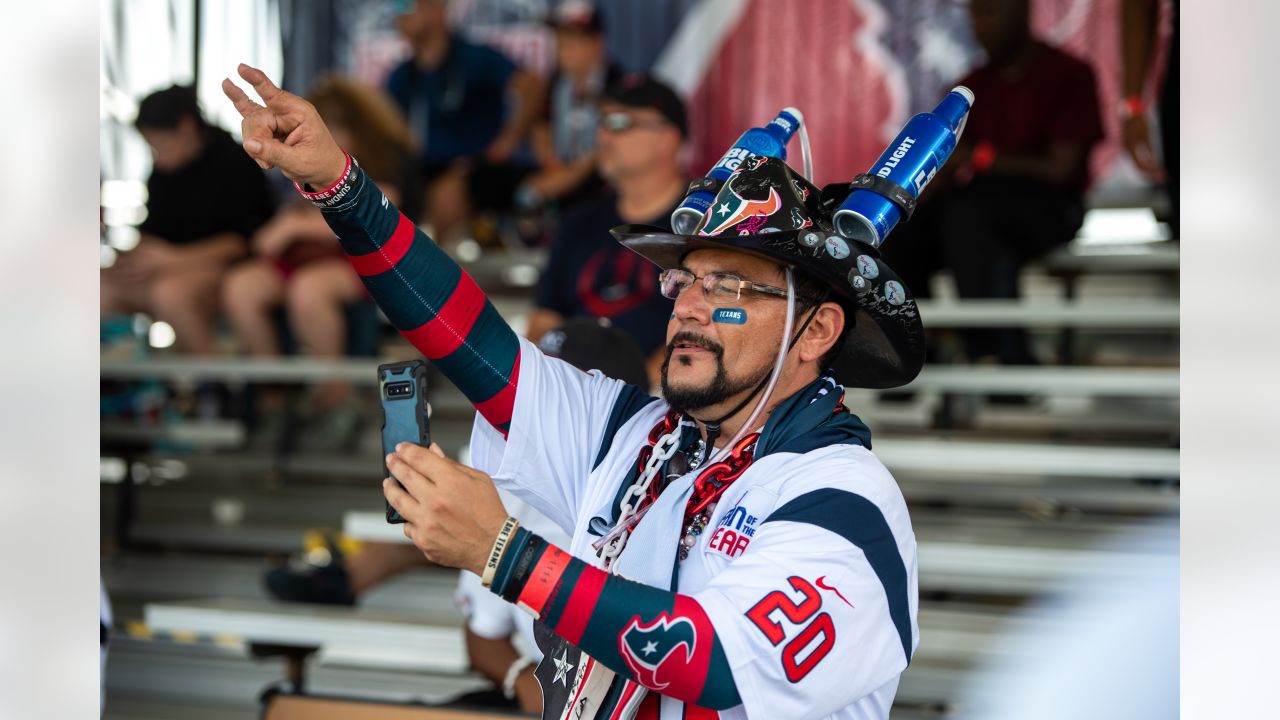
top-left (601, 74), bottom-right (688, 138)
top-left (546, 0), bottom-right (604, 34)
top-left (537, 317), bottom-right (650, 388)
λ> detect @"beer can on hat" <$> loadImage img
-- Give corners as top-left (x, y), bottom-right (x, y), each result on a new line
top-left (670, 107), bottom-right (804, 235)
top-left (833, 86), bottom-right (973, 248)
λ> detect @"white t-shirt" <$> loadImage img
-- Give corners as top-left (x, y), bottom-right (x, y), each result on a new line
top-left (468, 338), bottom-right (920, 720)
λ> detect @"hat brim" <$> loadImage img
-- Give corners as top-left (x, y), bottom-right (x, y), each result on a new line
top-left (610, 224), bottom-right (925, 389)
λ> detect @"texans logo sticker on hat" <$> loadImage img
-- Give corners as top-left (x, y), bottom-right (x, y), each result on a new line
top-left (848, 270), bottom-right (870, 294)
top-left (800, 230), bottom-right (822, 247)
top-left (884, 280), bottom-right (905, 305)
top-left (824, 235), bottom-right (850, 260)
top-left (857, 255), bottom-right (879, 279)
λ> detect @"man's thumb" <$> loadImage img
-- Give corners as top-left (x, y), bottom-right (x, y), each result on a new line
top-left (243, 137), bottom-right (287, 170)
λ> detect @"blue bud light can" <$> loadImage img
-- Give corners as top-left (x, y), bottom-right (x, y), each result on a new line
top-left (670, 107), bottom-right (804, 235)
top-left (833, 86), bottom-right (974, 248)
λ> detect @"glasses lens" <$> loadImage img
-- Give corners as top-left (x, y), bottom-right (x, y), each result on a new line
top-left (705, 273), bottom-right (742, 305)
top-left (599, 113), bottom-right (634, 132)
top-left (659, 269), bottom-right (694, 299)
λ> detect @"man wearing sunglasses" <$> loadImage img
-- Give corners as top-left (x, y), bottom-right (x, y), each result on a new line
top-left (226, 63), bottom-right (924, 720)
top-left (526, 75), bottom-right (690, 387)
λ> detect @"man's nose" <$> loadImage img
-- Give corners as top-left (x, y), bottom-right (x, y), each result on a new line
top-left (671, 280), bottom-right (712, 324)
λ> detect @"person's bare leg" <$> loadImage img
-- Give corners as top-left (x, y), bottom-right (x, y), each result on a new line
top-left (101, 268), bottom-right (150, 317)
top-left (426, 166), bottom-right (471, 246)
top-left (344, 542), bottom-right (433, 596)
top-left (223, 260), bottom-right (286, 356)
top-left (286, 260), bottom-right (364, 408)
top-left (148, 266), bottom-right (225, 355)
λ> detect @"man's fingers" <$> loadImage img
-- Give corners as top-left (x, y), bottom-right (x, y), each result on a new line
top-left (243, 136), bottom-right (290, 171)
top-left (383, 477), bottom-right (421, 517)
top-left (387, 451), bottom-right (434, 498)
top-left (394, 441), bottom-right (454, 478)
top-left (237, 63), bottom-right (284, 104)
top-left (221, 78), bottom-right (261, 118)
top-left (429, 443), bottom-right (446, 458)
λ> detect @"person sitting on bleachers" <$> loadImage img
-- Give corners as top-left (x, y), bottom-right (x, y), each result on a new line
top-left (101, 85), bottom-right (275, 355)
top-left (386, 0), bottom-right (543, 246)
top-left (512, 1), bottom-right (622, 213)
top-left (880, 0), bottom-right (1104, 374)
top-left (221, 76), bottom-right (420, 442)
top-left (525, 75), bottom-right (688, 387)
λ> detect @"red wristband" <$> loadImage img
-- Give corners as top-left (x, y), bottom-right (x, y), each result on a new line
top-left (970, 141), bottom-right (997, 174)
top-left (293, 151), bottom-right (356, 207)
top-left (516, 544), bottom-right (572, 618)
top-left (1119, 95), bottom-right (1146, 119)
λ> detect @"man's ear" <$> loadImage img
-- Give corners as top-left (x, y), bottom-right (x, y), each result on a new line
top-left (799, 301), bottom-right (845, 364)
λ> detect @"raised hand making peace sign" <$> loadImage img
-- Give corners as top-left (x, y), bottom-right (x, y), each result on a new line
top-left (221, 63), bottom-right (347, 189)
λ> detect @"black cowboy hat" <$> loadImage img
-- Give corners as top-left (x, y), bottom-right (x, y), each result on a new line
top-left (610, 154), bottom-right (924, 389)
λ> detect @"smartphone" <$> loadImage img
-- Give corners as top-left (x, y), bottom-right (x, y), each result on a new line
top-left (378, 360), bottom-right (430, 524)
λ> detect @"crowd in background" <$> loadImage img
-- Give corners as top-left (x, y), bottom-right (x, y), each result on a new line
top-left (101, 0), bottom-right (1175, 398)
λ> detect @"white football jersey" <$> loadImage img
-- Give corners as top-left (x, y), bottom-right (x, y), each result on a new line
top-left (470, 337), bottom-right (919, 720)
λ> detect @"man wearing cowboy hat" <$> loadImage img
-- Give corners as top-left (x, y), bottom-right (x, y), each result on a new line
top-left (225, 63), bottom-right (923, 720)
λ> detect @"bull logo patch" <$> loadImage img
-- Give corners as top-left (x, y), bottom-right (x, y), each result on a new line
top-left (700, 185), bottom-right (782, 237)
top-left (618, 613), bottom-right (697, 691)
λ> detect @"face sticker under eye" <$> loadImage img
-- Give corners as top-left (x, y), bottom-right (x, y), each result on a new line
top-left (712, 308), bottom-right (748, 325)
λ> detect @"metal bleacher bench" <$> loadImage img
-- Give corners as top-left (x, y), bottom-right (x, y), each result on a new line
top-left (100, 357), bottom-right (1178, 401)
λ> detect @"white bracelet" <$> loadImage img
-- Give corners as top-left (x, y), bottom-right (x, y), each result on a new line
top-left (481, 517), bottom-right (520, 588)
top-left (502, 655), bottom-right (536, 700)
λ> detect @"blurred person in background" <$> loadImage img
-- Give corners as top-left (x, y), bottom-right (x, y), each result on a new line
top-left (221, 75), bottom-right (420, 443)
top-left (880, 0), bottom-right (1103, 375)
top-left (386, 0), bottom-right (542, 245)
top-left (513, 0), bottom-right (621, 213)
top-left (101, 85), bottom-right (275, 355)
top-left (1121, 0), bottom-right (1178, 238)
top-left (526, 75), bottom-right (687, 387)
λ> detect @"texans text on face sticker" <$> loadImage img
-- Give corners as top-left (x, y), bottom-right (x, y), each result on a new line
top-left (712, 308), bottom-right (748, 324)
top-left (856, 254), bottom-right (879, 279)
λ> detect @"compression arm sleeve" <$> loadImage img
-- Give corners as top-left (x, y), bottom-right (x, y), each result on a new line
top-left (320, 167), bottom-right (520, 436)
top-left (490, 529), bottom-right (742, 710)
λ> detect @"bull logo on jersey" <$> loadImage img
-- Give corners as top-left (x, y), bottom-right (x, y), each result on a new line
top-left (699, 177), bottom-right (782, 237)
top-left (618, 613), bottom-right (697, 691)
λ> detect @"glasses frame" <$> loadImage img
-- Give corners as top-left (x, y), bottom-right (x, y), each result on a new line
top-left (598, 111), bottom-right (670, 133)
top-left (659, 268), bottom-right (792, 305)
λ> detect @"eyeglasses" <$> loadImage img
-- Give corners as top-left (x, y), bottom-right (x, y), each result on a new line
top-left (598, 112), bottom-right (669, 133)
top-left (659, 268), bottom-right (791, 305)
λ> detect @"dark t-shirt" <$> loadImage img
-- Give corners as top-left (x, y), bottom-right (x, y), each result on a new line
top-left (534, 192), bottom-right (677, 356)
top-left (959, 42), bottom-right (1105, 194)
top-left (385, 35), bottom-right (517, 169)
top-left (139, 127), bottom-right (276, 245)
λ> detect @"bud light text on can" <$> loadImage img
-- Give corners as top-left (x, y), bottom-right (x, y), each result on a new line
top-left (833, 86), bottom-right (973, 248)
top-left (670, 107), bottom-right (804, 235)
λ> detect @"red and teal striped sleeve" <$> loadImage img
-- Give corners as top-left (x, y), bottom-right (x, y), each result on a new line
top-left (491, 530), bottom-right (742, 710)
top-left (318, 167), bottom-right (520, 436)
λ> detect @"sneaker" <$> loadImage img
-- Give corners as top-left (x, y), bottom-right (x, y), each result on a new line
top-left (264, 539), bottom-right (356, 606)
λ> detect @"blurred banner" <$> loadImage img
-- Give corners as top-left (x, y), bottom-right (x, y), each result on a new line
top-left (655, 0), bottom-right (1174, 190)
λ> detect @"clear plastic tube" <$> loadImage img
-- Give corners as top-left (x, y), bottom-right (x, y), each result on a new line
top-left (704, 267), bottom-right (795, 466)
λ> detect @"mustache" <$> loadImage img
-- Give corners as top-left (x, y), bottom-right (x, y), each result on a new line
top-left (666, 331), bottom-right (723, 357)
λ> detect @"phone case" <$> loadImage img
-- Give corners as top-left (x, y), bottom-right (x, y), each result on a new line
top-left (378, 360), bottom-right (431, 524)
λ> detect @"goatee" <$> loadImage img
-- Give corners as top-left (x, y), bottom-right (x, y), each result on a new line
top-left (661, 332), bottom-right (771, 415)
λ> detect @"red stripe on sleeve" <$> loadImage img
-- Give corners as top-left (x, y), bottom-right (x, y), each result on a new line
top-left (400, 271), bottom-right (487, 360)
top-left (670, 595), bottom-right (717, 702)
top-left (472, 350), bottom-right (520, 431)
top-left (347, 213), bottom-right (414, 277)
top-left (557, 564), bottom-right (608, 646)
top-left (682, 702), bottom-right (720, 719)
top-left (516, 543), bottom-right (572, 617)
